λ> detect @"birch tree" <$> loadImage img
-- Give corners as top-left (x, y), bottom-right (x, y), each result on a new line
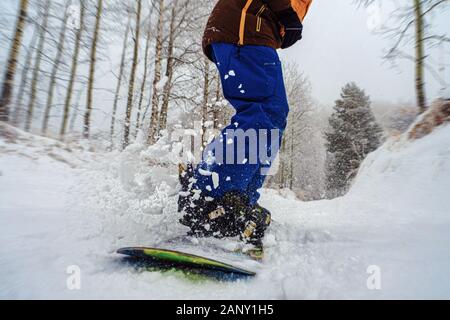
top-left (0, 0), bottom-right (29, 122)
top-left (110, 11), bottom-right (131, 143)
top-left (42, 3), bottom-right (70, 134)
top-left (201, 56), bottom-right (211, 144)
top-left (123, 0), bottom-right (142, 148)
top-left (135, 21), bottom-right (151, 137)
top-left (147, 0), bottom-right (165, 145)
top-left (25, 0), bottom-right (51, 132)
top-left (12, 24), bottom-right (37, 125)
top-left (213, 74), bottom-right (222, 130)
top-left (158, 0), bottom-right (178, 135)
top-left (83, 0), bottom-right (103, 139)
top-left (61, 0), bottom-right (85, 138)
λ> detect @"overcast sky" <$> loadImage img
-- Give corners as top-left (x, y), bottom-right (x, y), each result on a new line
top-left (281, 0), bottom-right (450, 107)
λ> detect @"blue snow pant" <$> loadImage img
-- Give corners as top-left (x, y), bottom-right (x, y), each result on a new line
top-left (192, 43), bottom-right (289, 205)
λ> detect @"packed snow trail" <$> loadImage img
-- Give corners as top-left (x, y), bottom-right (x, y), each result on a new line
top-left (1, 123), bottom-right (449, 299)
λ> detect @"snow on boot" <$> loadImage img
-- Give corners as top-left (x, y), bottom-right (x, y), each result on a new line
top-left (179, 191), bottom-right (216, 238)
top-left (207, 193), bottom-right (272, 245)
top-left (182, 191), bottom-right (249, 239)
top-left (178, 163), bottom-right (214, 236)
top-left (177, 163), bottom-right (195, 213)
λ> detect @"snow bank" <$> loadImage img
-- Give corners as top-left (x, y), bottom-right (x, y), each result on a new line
top-left (349, 124), bottom-right (450, 219)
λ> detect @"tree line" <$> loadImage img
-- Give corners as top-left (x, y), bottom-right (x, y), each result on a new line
top-left (0, 0), bottom-right (218, 149)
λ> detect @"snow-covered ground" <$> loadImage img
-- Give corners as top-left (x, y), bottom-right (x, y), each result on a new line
top-left (1, 122), bottom-right (449, 299)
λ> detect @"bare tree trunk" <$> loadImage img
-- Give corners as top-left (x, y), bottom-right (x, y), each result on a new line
top-left (123, 0), bottom-right (142, 149)
top-left (135, 23), bottom-right (151, 137)
top-left (69, 89), bottom-right (84, 134)
top-left (147, 0), bottom-right (165, 145)
top-left (110, 13), bottom-right (131, 143)
top-left (12, 25), bottom-right (37, 126)
top-left (83, 0), bottom-right (103, 139)
top-left (289, 125), bottom-right (295, 190)
top-left (201, 56), bottom-right (210, 144)
top-left (25, 0), bottom-right (50, 132)
top-left (61, 0), bottom-right (85, 139)
top-left (414, 0), bottom-right (427, 113)
top-left (42, 5), bottom-right (69, 134)
top-left (279, 135), bottom-right (287, 188)
top-left (158, 2), bottom-right (178, 136)
top-left (0, 0), bottom-right (29, 123)
top-left (213, 74), bottom-right (221, 130)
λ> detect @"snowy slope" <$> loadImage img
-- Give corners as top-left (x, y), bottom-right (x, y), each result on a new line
top-left (1, 122), bottom-right (449, 299)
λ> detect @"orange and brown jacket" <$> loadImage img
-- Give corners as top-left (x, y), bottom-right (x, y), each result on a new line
top-left (203, 0), bottom-right (313, 59)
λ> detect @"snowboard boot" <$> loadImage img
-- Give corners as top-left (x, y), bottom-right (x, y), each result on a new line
top-left (209, 193), bottom-right (272, 260)
top-left (177, 164), bottom-right (271, 257)
top-left (206, 191), bottom-right (250, 238)
top-left (237, 203), bottom-right (272, 260)
top-left (179, 190), bottom-right (249, 239)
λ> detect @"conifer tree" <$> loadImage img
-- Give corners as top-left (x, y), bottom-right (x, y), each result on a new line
top-left (325, 82), bottom-right (383, 197)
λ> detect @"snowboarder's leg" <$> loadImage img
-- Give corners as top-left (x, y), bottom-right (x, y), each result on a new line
top-left (193, 43), bottom-right (289, 198)
top-left (179, 43), bottom-right (289, 245)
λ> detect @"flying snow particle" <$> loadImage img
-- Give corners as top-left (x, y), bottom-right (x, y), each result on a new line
top-left (192, 189), bottom-right (202, 200)
top-left (189, 177), bottom-right (198, 184)
top-left (199, 169), bottom-right (212, 176)
top-left (228, 70), bottom-right (236, 77)
top-left (212, 172), bottom-right (220, 189)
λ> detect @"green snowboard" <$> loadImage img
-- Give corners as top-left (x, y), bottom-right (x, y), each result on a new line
top-left (117, 247), bottom-right (256, 280)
